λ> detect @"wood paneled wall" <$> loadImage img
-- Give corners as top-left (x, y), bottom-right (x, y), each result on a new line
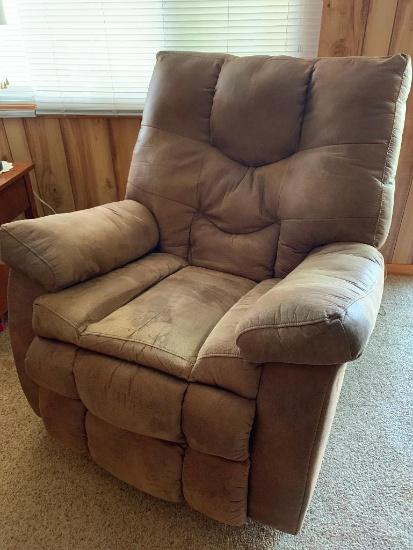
top-left (319, 0), bottom-right (413, 264)
top-left (0, 117), bottom-right (141, 216)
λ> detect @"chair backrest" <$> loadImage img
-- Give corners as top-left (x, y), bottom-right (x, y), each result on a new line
top-left (126, 51), bottom-right (411, 280)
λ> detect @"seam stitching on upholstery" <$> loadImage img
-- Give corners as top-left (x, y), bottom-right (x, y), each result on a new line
top-left (276, 325), bottom-right (297, 355)
top-left (188, 150), bottom-right (209, 262)
top-left (381, 62), bottom-right (408, 185)
top-left (283, 216), bottom-right (376, 222)
top-left (329, 262), bottom-right (383, 315)
top-left (237, 260), bottom-right (383, 337)
top-left (82, 331), bottom-right (194, 364)
top-left (71, 346), bottom-right (81, 396)
top-left (134, 159), bottom-right (204, 169)
top-left (179, 381), bottom-right (190, 477)
top-left (238, 318), bottom-right (332, 335)
top-left (142, 124), bottom-right (207, 145)
top-left (187, 214), bottom-right (197, 264)
top-left (34, 302), bottom-right (194, 363)
top-left (308, 248), bottom-right (382, 264)
top-left (297, 62), bottom-right (316, 150)
top-left (299, 141), bottom-right (388, 152)
top-left (98, 207), bottom-right (124, 227)
top-left (128, 182), bottom-right (196, 210)
top-left (98, 208), bottom-right (144, 248)
top-left (141, 129), bottom-right (394, 168)
top-left (2, 227), bottom-right (57, 290)
top-left (199, 212), bottom-right (278, 236)
top-left (277, 235), bottom-right (306, 254)
top-left (209, 58), bottom-right (226, 143)
top-left (198, 352), bottom-right (242, 359)
top-left (185, 445), bottom-right (250, 464)
top-left (34, 302), bottom-right (85, 332)
top-left (373, 62), bottom-right (408, 246)
top-left (274, 152), bottom-right (296, 275)
top-left (282, 253), bottom-right (383, 312)
top-left (338, 318), bottom-right (353, 359)
top-left (295, 367), bottom-right (337, 532)
top-left (140, 123), bottom-right (311, 169)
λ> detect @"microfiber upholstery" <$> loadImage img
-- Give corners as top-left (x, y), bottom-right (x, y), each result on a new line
top-left (33, 265), bottom-right (255, 380)
top-left (25, 336), bottom-right (258, 525)
top-left (2, 52), bottom-right (411, 535)
top-left (236, 243), bottom-right (385, 365)
top-left (127, 52), bottom-right (411, 279)
top-left (0, 200), bottom-right (159, 291)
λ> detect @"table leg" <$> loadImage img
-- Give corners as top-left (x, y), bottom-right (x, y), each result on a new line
top-left (23, 173), bottom-right (39, 218)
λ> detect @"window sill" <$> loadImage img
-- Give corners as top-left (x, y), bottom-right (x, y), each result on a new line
top-left (0, 106), bottom-right (143, 119)
top-left (0, 104), bottom-right (37, 118)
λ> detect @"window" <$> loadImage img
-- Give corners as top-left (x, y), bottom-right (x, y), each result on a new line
top-left (0, 0), bottom-right (34, 116)
top-left (1, 0), bottom-right (323, 115)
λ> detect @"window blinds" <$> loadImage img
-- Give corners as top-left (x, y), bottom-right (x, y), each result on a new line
top-left (0, 0), bottom-right (35, 116)
top-left (4, 0), bottom-right (322, 115)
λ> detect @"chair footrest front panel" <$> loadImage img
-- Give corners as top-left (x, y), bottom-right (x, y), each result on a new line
top-left (25, 337), bottom-right (252, 526)
top-left (74, 349), bottom-right (188, 444)
top-left (26, 336), bottom-right (347, 531)
top-left (86, 412), bottom-right (185, 503)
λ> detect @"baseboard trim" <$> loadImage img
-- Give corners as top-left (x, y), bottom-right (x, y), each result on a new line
top-left (385, 264), bottom-right (413, 276)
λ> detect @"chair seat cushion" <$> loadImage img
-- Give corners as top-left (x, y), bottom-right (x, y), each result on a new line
top-left (190, 278), bottom-right (281, 398)
top-left (33, 251), bottom-right (188, 334)
top-left (33, 263), bottom-right (255, 380)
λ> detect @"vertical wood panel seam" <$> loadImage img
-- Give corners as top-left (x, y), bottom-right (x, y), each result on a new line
top-left (392, 165), bottom-right (413, 262)
top-left (107, 120), bottom-right (120, 201)
top-left (387, 0), bottom-right (411, 262)
top-left (0, 119), bottom-right (12, 161)
top-left (3, 121), bottom-right (12, 160)
top-left (3, 118), bottom-right (45, 216)
top-left (22, 119), bottom-right (30, 163)
top-left (388, 0), bottom-right (401, 54)
top-left (360, 0), bottom-right (372, 53)
top-left (58, 117), bottom-right (77, 210)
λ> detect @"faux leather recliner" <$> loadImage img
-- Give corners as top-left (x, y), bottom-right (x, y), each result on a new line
top-left (1, 52), bottom-right (411, 534)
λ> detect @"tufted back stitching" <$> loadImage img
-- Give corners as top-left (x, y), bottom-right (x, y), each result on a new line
top-left (126, 52), bottom-right (411, 280)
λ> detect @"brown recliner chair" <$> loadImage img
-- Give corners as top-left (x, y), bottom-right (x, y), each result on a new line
top-left (1, 52), bottom-right (411, 534)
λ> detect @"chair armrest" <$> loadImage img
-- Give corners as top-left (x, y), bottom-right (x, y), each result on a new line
top-left (0, 200), bottom-right (159, 292)
top-left (236, 243), bottom-right (384, 365)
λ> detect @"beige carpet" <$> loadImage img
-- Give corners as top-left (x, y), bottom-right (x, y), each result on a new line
top-left (1, 274), bottom-right (412, 550)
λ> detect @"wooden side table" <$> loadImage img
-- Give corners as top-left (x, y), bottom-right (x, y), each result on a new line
top-left (0, 162), bottom-right (38, 329)
top-left (0, 162), bottom-right (38, 224)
